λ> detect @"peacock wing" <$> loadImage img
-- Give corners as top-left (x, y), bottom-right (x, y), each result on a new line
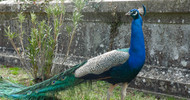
top-left (74, 49), bottom-right (129, 77)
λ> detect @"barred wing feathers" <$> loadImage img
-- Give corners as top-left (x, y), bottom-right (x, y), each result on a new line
top-left (74, 49), bottom-right (129, 78)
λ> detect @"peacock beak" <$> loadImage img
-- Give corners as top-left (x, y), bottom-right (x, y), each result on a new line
top-left (125, 11), bottom-right (131, 16)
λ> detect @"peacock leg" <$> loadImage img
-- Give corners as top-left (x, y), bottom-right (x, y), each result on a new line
top-left (121, 82), bottom-right (128, 100)
top-left (107, 84), bottom-right (117, 100)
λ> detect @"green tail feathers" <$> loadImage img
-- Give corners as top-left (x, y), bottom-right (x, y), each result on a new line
top-left (0, 61), bottom-right (87, 100)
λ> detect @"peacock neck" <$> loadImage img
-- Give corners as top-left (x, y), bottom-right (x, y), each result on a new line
top-left (128, 16), bottom-right (145, 69)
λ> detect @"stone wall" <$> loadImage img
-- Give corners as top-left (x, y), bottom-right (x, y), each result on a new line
top-left (0, 0), bottom-right (190, 98)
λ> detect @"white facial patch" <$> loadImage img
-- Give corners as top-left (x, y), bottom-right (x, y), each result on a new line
top-left (133, 11), bottom-right (138, 16)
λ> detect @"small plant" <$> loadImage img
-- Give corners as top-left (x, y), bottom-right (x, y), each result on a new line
top-left (9, 67), bottom-right (20, 75)
top-left (9, 67), bottom-right (20, 71)
top-left (11, 71), bottom-right (19, 75)
top-left (5, 0), bottom-right (85, 82)
top-left (0, 65), bottom-right (7, 68)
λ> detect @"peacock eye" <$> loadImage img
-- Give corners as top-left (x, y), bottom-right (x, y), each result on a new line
top-left (51, 81), bottom-right (56, 85)
top-left (27, 91), bottom-right (32, 95)
top-left (132, 11), bottom-right (138, 16)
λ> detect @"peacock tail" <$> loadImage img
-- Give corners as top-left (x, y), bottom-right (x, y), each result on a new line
top-left (0, 61), bottom-right (87, 100)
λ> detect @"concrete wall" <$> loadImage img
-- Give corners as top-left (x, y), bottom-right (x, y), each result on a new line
top-left (0, 0), bottom-right (190, 98)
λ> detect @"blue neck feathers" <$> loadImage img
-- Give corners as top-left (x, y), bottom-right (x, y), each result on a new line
top-left (128, 15), bottom-right (145, 69)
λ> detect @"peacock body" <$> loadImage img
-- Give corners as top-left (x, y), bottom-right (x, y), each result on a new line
top-left (0, 5), bottom-right (146, 100)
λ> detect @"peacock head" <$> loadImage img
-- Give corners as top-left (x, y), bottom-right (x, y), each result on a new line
top-left (126, 5), bottom-right (146, 19)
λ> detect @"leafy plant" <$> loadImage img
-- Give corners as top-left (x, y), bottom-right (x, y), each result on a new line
top-left (64, 0), bottom-right (85, 61)
top-left (5, 0), bottom-right (85, 82)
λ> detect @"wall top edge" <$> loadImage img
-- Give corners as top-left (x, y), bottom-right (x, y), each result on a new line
top-left (0, 0), bottom-right (189, 13)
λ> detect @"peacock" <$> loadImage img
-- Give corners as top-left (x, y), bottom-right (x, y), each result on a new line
top-left (0, 5), bottom-right (146, 100)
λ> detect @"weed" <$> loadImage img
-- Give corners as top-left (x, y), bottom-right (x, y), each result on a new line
top-left (167, 97), bottom-right (177, 100)
top-left (9, 67), bottom-right (20, 71)
top-left (0, 65), bottom-right (7, 68)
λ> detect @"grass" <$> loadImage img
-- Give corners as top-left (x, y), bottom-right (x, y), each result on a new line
top-left (9, 67), bottom-right (20, 75)
top-left (0, 65), bottom-right (33, 86)
top-left (58, 81), bottom-right (157, 100)
top-left (0, 65), bottom-right (187, 100)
